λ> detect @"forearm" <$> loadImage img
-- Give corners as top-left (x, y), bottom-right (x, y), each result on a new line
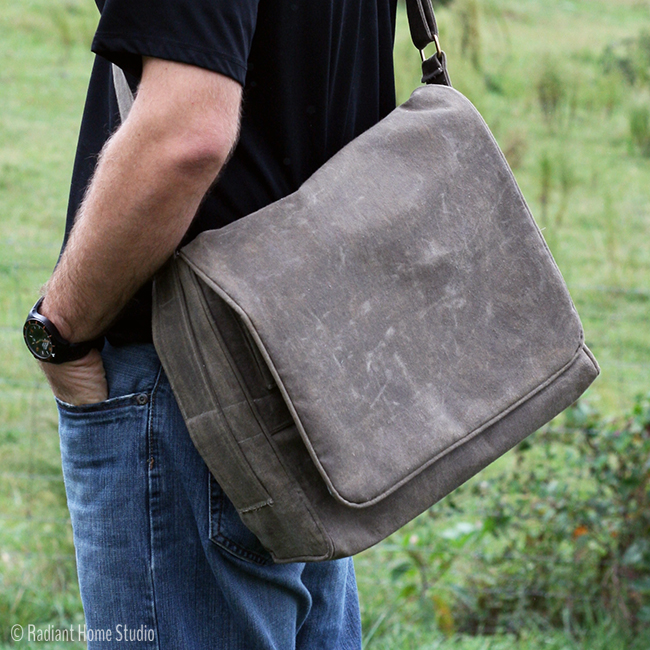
top-left (43, 119), bottom-right (219, 342)
top-left (41, 59), bottom-right (241, 342)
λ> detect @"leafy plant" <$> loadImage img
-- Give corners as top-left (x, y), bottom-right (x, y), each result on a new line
top-left (461, 395), bottom-right (650, 633)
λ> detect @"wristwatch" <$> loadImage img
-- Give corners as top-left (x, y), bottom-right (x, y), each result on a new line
top-left (23, 298), bottom-right (104, 364)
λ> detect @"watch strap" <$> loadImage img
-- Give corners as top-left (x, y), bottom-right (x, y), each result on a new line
top-left (23, 298), bottom-right (104, 364)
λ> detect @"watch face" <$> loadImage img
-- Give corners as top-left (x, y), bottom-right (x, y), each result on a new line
top-left (23, 320), bottom-right (55, 361)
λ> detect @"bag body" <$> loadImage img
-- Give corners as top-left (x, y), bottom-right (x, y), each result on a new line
top-left (152, 84), bottom-right (599, 562)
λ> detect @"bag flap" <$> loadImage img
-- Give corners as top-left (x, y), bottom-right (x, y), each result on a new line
top-left (180, 85), bottom-right (585, 508)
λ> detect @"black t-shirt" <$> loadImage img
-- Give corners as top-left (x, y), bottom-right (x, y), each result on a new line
top-left (66, 0), bottom-right (398, 345)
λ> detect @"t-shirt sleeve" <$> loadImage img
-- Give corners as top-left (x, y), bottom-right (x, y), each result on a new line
top-left (91, 0), bottom-right (260, 85)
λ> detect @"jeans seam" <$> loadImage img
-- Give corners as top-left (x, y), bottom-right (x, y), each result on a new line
top-left (146, 363), bottom-right (164, 650)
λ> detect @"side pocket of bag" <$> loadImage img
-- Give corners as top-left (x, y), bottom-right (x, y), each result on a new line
top-left (154, 260), bottom-right (334, 562)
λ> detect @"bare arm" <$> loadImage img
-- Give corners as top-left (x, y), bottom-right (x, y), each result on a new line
top-left (39, 57), bottom-right (242, 404)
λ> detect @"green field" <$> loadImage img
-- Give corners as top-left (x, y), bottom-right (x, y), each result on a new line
top-left (1, 0), bottom-right (649, 647)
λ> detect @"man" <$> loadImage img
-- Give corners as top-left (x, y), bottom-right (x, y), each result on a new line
top-left (23, 0), bottom-right (398, 647)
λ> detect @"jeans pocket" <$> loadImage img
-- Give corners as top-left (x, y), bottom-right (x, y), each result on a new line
top-left (57, 390), bottom-right (152, 484)
top-left (208, 473), bottom-right (274, 565)
top-left (57, 388), bottom-right (154, 565)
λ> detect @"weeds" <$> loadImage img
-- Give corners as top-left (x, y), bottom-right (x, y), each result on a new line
top-left (535, 150), bottom-right (577, 255)
top-left (554, 154), bottom-right (576, 230)
top-left (501, 129), bottom-right (527, 170)
top-left (537, 66), bottom-right (565, 124)
top-left (603, 30), bottom-right (650, 87)
top-left (538, 151), bottom-right (552, 229)
top-left (456, 0), bottom-right (482, 71)
top-left (630, 103), bottom-right (650, 156)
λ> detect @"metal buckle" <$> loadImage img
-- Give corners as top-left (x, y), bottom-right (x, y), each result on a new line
top-left (419, 34), bottom-right (443, 62)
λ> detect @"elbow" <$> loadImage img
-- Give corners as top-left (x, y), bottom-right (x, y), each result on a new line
top-left (118, 90), bottom-right (241, 185)
top-left (127, 59), bottom-right (243, 182)
top-left (169, 126), bottom-right (238, 180)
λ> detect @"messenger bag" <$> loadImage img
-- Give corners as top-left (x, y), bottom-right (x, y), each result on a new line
top-left (114, 0), bottom-right (600, 562)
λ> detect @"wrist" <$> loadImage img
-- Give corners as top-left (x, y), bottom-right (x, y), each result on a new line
top-left (23, 298), bottom-right (104, 364)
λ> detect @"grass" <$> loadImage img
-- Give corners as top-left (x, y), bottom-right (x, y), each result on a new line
top-left (1, 0), bottom-right (649, 647)
top-left (358, 621), bottom-right (650, 650)
top-left (0, 0), bottom-right (94, 644)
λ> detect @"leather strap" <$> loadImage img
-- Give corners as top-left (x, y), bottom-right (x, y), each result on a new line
top-left (405, 0), bottom-right (451, 86)
top-left (405, 0), bottom-right (439, 51)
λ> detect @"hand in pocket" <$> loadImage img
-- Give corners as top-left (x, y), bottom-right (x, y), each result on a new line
top-left (40, 349), bottom-right (108, 406)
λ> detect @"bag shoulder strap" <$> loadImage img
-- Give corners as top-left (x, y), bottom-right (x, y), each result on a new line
top-left (405, 0), bottom-right (439, 52)
top-left (112, 63), bottom-right (134, 122)
top-left (405, 0), bottom-right (451, 86)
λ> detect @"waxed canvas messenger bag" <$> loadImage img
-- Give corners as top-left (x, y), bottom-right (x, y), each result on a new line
top-left (146, 1), bottom-right (600, 562)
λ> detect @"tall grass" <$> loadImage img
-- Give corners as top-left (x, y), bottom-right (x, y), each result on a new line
top-left (630, 104), bottom-right (650, 156)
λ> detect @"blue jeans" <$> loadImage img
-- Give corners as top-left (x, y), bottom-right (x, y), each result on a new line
top-left (58, 343), bottom-right (361, 649)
